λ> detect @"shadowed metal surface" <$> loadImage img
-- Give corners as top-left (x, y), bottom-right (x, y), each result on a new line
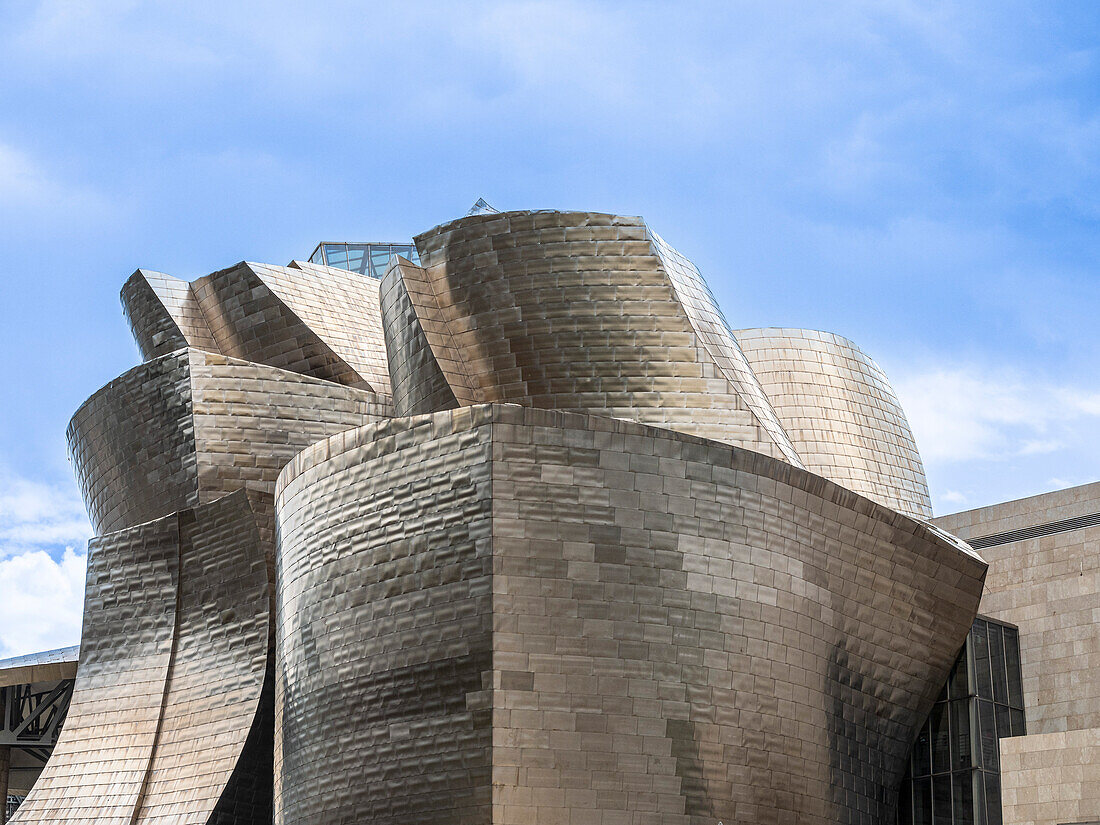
top-left (122, 270), bottom-right (219, 361)
top-left (274, 404), bottom-right (985, 825)
top-left (10, 514), bottom-right (179, 823)
top-left (379, 255), bottom-right (463, 417)
top-left (10, 492), bottom-right (271, 825)
top-left (735, 328), bottom-right (933, 519)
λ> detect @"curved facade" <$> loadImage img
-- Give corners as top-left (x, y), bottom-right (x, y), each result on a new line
top-left (735, 328), bottom-right (932, 519)
top-left (11, 491), bottom-right (270, 825)
top-left (16, 204), bottom-right (984, 825)
top-left (275, 404), bottom-right (985, 825)
top-left (396, 210), bottom-right (800, 462)
top-left (67, 348), bottom-right (390, 539)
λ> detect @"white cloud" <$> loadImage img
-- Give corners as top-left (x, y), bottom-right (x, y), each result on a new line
top-left (894, 365), bottom-right (1100, 464)
top-left (0, 547), bottom-right (86, 659)
top-left (0, 471), bottom-right (92, 560)
top-left (940, 490), bottom-right (969, 506)
top-left (0, 470), bottom-right (91, 658)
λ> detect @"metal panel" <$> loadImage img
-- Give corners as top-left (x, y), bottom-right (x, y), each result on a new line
top-left (274, 404), bottom-right (986, 825)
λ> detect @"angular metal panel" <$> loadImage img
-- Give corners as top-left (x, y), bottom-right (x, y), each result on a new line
top-left (378, 255), bottom-right (463, 416)
top-left (191, 262), bottom-right (389, 394)
top-left (10, 515), bottom-right (180, 824)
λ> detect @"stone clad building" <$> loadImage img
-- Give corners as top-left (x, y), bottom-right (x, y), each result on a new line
top-left (0, 202), bottom-right (1092, 824)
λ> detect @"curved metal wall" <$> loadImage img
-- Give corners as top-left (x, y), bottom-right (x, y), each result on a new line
top-left (275, 404), bottom-right (985, 825)
top-left (735, 327), bottom-right (933, 519)
top-left (401, 210), bottom-right (798, 461)
top-left (11, 491), bottom-right (270, 825)
top-left (378, 256), bottom-right (462, 417)
top-left (67, 348), bottom-right (390, 538)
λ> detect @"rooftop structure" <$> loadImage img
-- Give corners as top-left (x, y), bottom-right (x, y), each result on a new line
top-left (307, 241), bottom-right (418, 278)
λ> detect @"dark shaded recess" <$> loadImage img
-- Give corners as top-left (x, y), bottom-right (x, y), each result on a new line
top-left (667, 718), bottom-right (716, 820)
top-left (208, 657), bottom-right (275, 825)
top-left (280, 651), bottom-right (492, 824)
top-left (827, 641), bottom-right (906, 825)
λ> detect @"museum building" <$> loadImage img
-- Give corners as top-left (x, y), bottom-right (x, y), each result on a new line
top-left (0, 201), bottom-right (1096, 825)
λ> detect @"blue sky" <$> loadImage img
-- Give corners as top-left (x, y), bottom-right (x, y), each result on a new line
top-left (2, 0), bottom-right (1100, 656)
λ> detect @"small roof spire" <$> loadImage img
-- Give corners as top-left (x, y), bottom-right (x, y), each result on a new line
top-left (466, 197), bottom-right (499, 216)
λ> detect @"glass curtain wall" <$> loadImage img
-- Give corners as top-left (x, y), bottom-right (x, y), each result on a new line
top-left (896, 617), bottom-right (1026, 825)
top-left (307, 242), bottom-right (419, 278)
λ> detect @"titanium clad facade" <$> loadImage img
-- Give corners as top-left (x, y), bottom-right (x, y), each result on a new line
top-left (14, 204), bottom-right (990, 825)
top-left (11, 492), bottom-right (270, 825)
top-left (735, 328), bottom-right (932, 519)
top-left (275, 404), bottom-right (986, 825)
top-left (405, 211), bottom-right (800, 461)
top-left (66, 348), bottom-right (389, 540)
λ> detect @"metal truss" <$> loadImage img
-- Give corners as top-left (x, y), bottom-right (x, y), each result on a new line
top-left (0, 680), bottom-right (73, 755)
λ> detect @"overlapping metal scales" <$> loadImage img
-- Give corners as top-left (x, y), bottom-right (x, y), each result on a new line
top-left (26, 204), bottom-right (982, 825)
top-left (11, 491), bottom-right (270, 825)
top-left (121, 261), bottom-right (392, 395)
top-left (274, 405), bottom-right (985, 825)
top-left (66, 348), bottom-right (389, 545)
top-left (379, 209), bottom-right (801, 463)
top-left (735, 327), bottom-right (934, 519)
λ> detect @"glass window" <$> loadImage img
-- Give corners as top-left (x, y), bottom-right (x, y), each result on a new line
top-left (913, 719), bottom-right (932, 777)
top-left (953, 771), bottom-right (975, 825)
top-left (977, 700), bottom-right (998, 770)
top-left (324, 244), bottom-right (348, 269)
top-left (950, 699), bottom-right (972, 770)
top-left (346, 245), bottom-right (368, 275)
top-left (931, 702), bottom-right (950, 774)
top-left (1010, 708), bottom-right (1026, 738)
top-left (933, 775), bottom-right (952, 825)
top-left (370, 248), bottom-right (392, 278)
top-left (914, 778), bottom-right (933, 825)
top-left (984, 773), bottom-right (1002, 825)
top-left (995, 704), bottom-right (1012, 740)
top-left (898, 782), bottom-right (913, 825)
top-left (1003, 627), bottom-right (1023, 708)
top-left (988, 623), bottom-right (1008, 704)
top-left (309, 245), bottom-right (324, 264)
top-left (949, 648), bottom-right (970, 700)
top-left (972, 621), bottom-right (993, 700)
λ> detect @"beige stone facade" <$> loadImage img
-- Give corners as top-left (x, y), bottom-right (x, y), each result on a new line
top-left (934, 484), bottom-right (1100, 825)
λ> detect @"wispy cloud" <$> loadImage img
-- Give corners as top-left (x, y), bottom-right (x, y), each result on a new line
top-left (0, 471), bottom-right (92, 560)
top-left (895, 365), bottom-right (1100, 464)
top-left (0, 140), bottom-right (112, 222)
